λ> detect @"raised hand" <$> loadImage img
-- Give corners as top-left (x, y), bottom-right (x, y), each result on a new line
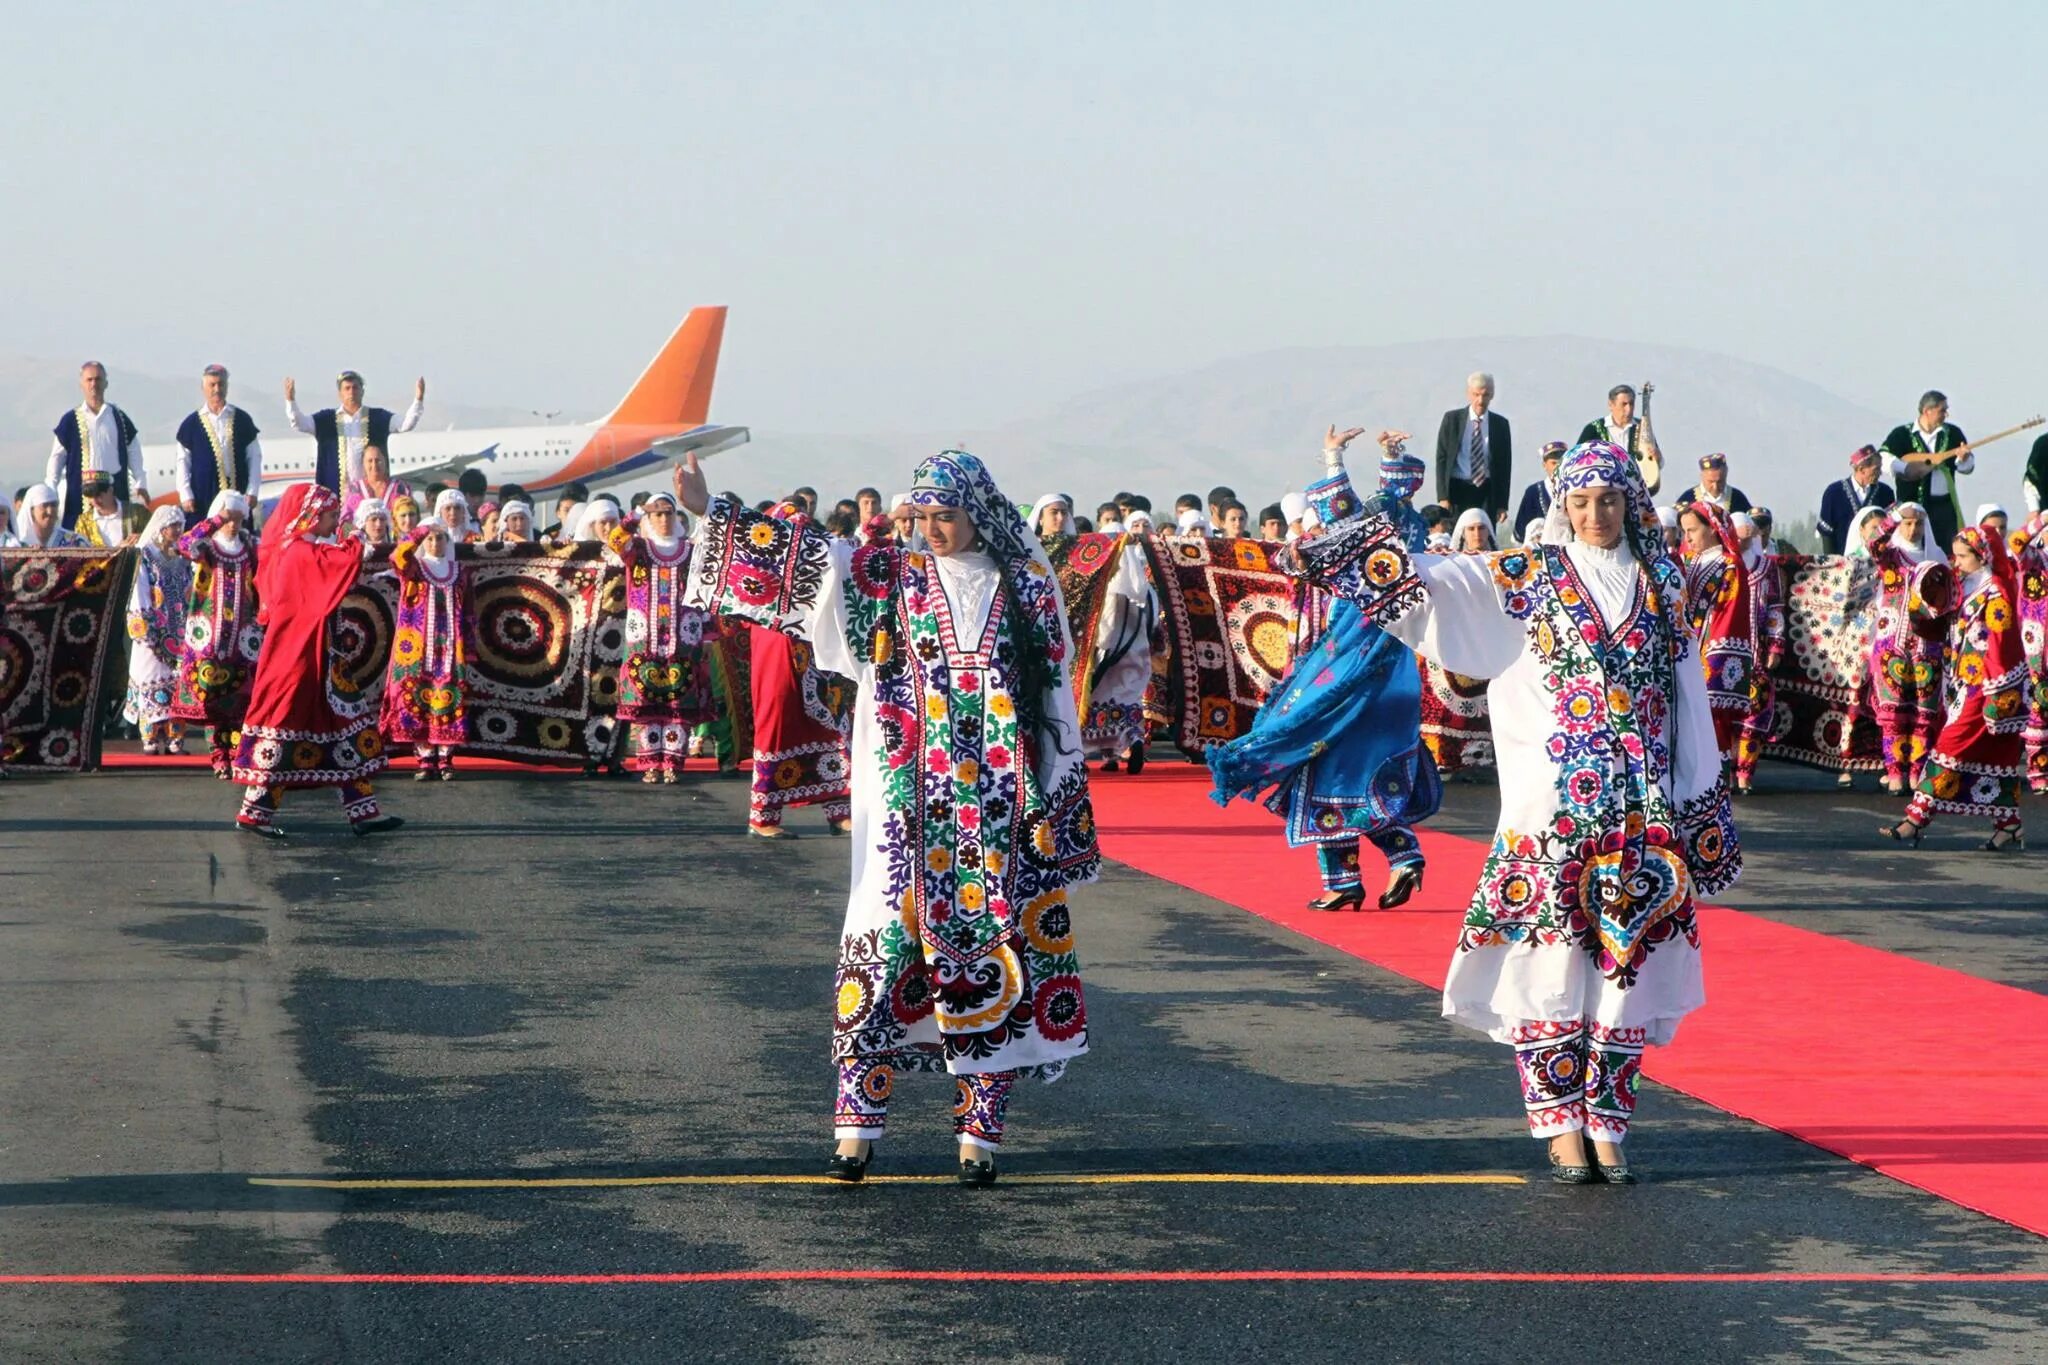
top-left (1325, 425), bottom-right (1368, 452)
top-left (674, 453), bottom-right (710, 516)
top-left (283, 376), bottom-right (296, 403)
top-left (415, 376), bottom-right (427, 402)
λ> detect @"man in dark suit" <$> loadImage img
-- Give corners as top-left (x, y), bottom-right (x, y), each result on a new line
top-left (1433, 371), bottom-right (1512, 522)
top-left (1511, 441), bottom-right (1566, 544)
top-left (1816, 445), bottom-right (1897, 554)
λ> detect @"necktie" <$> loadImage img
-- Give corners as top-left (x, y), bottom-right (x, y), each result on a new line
top-left (1469, 417), bottom-right (1487, 487)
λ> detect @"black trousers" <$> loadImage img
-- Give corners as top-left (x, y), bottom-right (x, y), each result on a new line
top-left (1445, 478), bottom-right (1505, 523)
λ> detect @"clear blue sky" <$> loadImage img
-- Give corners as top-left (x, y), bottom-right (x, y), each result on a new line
top-left (4, 1), bottom-right (2042, 431)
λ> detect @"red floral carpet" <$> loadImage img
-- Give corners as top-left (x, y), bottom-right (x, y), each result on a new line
top-left (1090, 765), bottom-right (2048, 1239)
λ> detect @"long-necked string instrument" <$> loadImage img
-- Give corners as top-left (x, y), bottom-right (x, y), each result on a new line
top-left (1899, 415), bottom-right (2044, 465)
top-left (1635, 379), bottom-right (1663, 494)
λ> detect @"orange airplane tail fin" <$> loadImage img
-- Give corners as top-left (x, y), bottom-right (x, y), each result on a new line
top-left (599, 306), bottom-right (727, 427)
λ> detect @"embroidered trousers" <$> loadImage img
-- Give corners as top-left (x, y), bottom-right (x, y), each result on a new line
top-left (834, 1059), bottom-right (1018, 1151)
top-left (1509, 1019), bottom-right (1646, 1140)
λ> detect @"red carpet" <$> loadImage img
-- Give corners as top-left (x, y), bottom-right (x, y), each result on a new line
top-left (1091, 766), bottom-right (2048, 1239)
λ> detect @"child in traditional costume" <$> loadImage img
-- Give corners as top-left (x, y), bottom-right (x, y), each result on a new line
top-left (123, 506), bottom-right (192, 753)
top-left (603, 491), bottom-right (714, 783)
top-left (173, 491), bottom-right (262, 777)
top-left (742, 502), bottom-right (854, 835)
top-left (381, 521), bottom-right (472, 781)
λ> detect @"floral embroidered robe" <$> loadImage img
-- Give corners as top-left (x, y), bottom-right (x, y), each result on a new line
top-left (1910, 572), bottom-right (2029, 823)
top-left (123, 549), bottom-right (192, 726)
top-left (687, 495), bottom-right (1097, 1077)
top-left (1866, 547), bottom-right (1948, 781)
top-left (172, 519), bottom-right (262, 729)
top-left (606, 522), bottom-right (715, 726)
top-left (379, 538), bottom-right (472, 747)
top-left (1288, 470), bottom-right (1738, 1044)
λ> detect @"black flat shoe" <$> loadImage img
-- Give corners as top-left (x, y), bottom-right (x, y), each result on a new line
top-left (1099, 758), bottom-right (1121, 774)
top-left (236, 820), bottom-right (285, 840)
top-left (825, 1145), bottom-right (872, 1183)
top-left (1589, 1146), bottom-right (1637, 1185)
top-left (1125, 745), bottom-right (1147, 775)
top-left (957, 1156), bottom-right (997, 1187)
top-left (1306, 889), bottom-right (1365, 912)
top-left (1982, 829), bottom-right (2025, 854)
top-left (352, 815), bottom-right (406, 838)
top-left (1377, 864), bottom-right (1424, 910)
top-left (1548, 1154), bottom-right (1597, 1185)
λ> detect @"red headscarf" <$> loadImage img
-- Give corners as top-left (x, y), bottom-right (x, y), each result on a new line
top-left (256, 484), bottom-right (343, 624)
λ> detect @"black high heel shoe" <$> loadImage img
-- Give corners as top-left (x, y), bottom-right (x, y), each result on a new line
top-left (957, 1155), bottom-right (997, 1187)
top-left (825, 1141), bottom-right (873, 1183)
top-left (1982, 828), bottom-right (2026, 854)
top-left (1377, 864), bottom-right (1424, 910)
top-left (1306, 888), bottom-right (1365, 912)
top-left (1877, 819), bottom-right (1924, 847)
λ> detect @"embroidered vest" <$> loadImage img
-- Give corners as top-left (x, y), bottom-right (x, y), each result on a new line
top-left (52, 404), bottom-right (138, 527)
top-left (178, 407), bottom-right (262, 512)
top-left (312, 407), bottom-right (393, 492)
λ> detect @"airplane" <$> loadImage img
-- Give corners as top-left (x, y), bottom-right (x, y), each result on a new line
top-left (137, 305), bottom-right (747, 511)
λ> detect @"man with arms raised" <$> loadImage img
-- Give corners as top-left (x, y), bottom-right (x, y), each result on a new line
top-left (284, 370), bottom-right (425, 492)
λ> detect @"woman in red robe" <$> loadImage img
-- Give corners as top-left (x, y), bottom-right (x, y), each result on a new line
top-left (231, 483), bottom-right (402, 838)
top-left (744, 501), bottom-right (854, 836)
top-left (1677, 500), bottom-right (1753, 759)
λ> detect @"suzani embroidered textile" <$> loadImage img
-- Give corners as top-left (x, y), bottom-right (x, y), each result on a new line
top-left (0, 548), bottom-right (135, 771)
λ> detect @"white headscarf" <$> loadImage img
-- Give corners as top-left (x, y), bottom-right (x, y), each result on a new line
top-left (1123, 509), bottom-right (1156, 535)
top-left (1175, 508), bottom-right (1209, 534)
top-left (354, 499), bottom-right (393, 542)
top-left (1974, 501), bottom-right (2008, 527)
top-left (576, 498), bottom-right (622, 542)
top-left (1028, 493), bottom-right (1072, 538)
top-left (138, 504), bottom-right (186, 562)
top-left (19, 483), bottom-right (63, 547)
top-left (1844, 505), bottom-right (1889, 558)
top-left (1890, 502), bottom-right (1945, 564)
top-left (497, 500), bottom-right (534, 542)
top-left (433, 488), bottom-right (475, 538)
top-left (637, 491), bottom-right (684, 553)
top-left (1450, 507), bottom-right (1497, 554)
top-left (1279, 491), bottom-right (1308, 540)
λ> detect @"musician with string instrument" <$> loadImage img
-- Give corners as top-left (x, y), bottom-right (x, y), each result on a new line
top-left (1577, 381), bottom-right (1663, 495)
top-left (1881, 391), bottom-right (2045, 547)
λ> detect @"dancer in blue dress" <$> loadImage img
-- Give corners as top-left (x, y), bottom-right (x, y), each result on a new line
top-left (1207, 429), bottom-right (1442, 910)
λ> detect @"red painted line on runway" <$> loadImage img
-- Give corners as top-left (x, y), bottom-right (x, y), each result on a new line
top-left (3, 1270), bottom-right (2045, 1286)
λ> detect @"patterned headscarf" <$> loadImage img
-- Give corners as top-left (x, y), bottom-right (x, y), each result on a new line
top-left (1539, 441), bottom-right (1668, 565)
top-left (138, 504), bottom-right (186, 562)
top-left (909, 450), bottom-right (1034, 567)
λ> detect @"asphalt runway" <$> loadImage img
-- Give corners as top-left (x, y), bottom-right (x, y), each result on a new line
top-left (2, 759), bottom-right (2045, 1363)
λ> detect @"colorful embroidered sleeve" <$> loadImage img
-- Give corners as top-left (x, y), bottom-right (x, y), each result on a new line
top-left (1676, 783), bottom-right (1743, 895)
top-left (176, 516), bottom-right (224, 562)
top-left (1305, 468), bottom-right (1366, 528)
top-left (686, 493), bottom-right (853, 671)
top-left (1279, 508), bottom-right (1427, 630)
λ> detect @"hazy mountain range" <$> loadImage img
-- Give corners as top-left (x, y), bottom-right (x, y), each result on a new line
top-left (8, 338), bottom-right (2011, 524)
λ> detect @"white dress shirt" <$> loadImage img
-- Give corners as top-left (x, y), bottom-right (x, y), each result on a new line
top-left (1457, 407), bottom-right (1490, 481)
top-left (1887, 422), bottom-right (1975, 500)
top-left (285, 396), bottom-right (424, 483)
top-left (46, 402), bottom-right (150, 508)
top-left (176, 403), bottom-right (267, 504)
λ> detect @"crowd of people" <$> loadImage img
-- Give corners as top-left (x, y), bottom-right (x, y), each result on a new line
top-left (5, 360), bottom-right (2047, 1187)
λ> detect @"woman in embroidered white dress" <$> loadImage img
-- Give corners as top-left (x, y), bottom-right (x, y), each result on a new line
top-left (1286, 438), bottom-right (1740, 1185)
top-left (676, 449), bottom-right (1097, 1187)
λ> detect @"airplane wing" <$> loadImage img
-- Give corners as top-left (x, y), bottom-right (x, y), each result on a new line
top-left (651, 424), bottom-right (750, 460)
top-left (401, 442), bottom-right (507, 488)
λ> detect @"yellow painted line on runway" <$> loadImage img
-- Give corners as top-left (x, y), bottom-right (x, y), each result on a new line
top-left (249, 1172), bottom-right (1524, 1191)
